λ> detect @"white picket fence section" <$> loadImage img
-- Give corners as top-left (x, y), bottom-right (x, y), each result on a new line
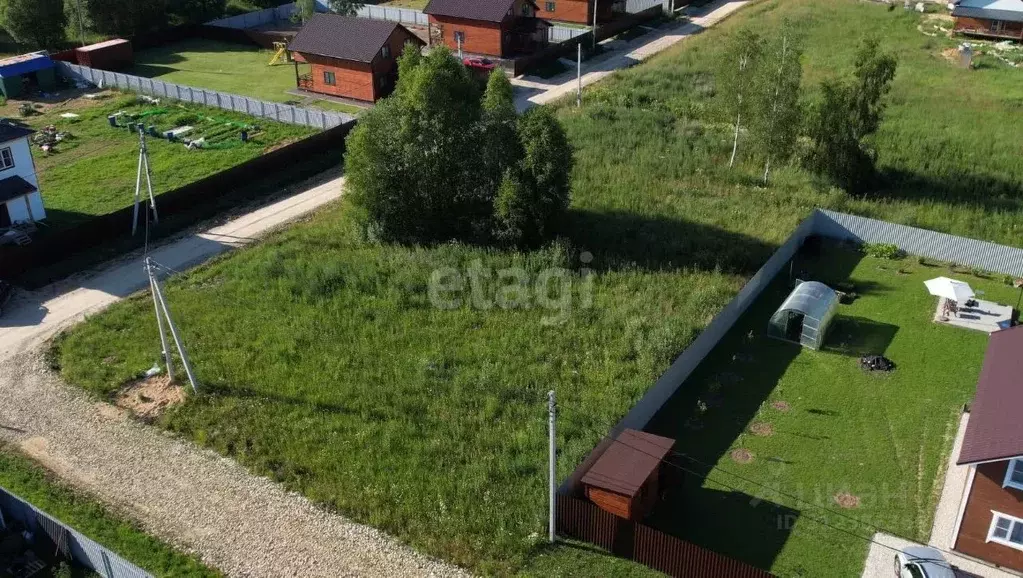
top-left (355, 5), bottom-right (430, 26)
top-left (58, 62), bottom-right (354, 129)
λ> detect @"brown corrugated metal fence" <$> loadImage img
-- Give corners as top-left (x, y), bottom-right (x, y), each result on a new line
top-left (558, 495), bottom-right (774, 578)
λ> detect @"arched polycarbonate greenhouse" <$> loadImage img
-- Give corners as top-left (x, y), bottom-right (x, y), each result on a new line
top-left (767, 281), bottom-right (839, 350)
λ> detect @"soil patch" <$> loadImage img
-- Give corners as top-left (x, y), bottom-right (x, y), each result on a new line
top-left (114, 375), bottom-right (185, 420)
top-left (730, 448), bottom-right (753, 464)
top-left (750, 422), bottom-right (774, 437)
top-left (833, 492), bottom-right (861, 509)
top-left (771, 400), bottom-right (791, 412)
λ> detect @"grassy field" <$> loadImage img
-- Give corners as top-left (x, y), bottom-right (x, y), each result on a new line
top-left (0, 444), bottom-right (220, 577)
top-left (5, 91), bottom-right (312, 231)
top-left (51, 0), bottom-right (1023, 576)
top-left (130, 39), bottom-right (364, 115)
top-left (645, 244), bottom-right (1019, 577)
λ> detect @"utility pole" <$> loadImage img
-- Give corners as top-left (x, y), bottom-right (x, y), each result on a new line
top-left (457, 35), bottom-right (463, 60)
top-left (147, 259), bottom-right (175, 383)
top-left (548, 389), bottom-right (557, 544)
top-left (75, 0), bottom-right (86, 47)
top-left (148, 259), bottom-right (199, 393)
top-left (132, 125), bottom-right (159, 235)
top-left (592, 0), bottom-right (598, 50)
top-left (576, 43), bottom-right (582, 108)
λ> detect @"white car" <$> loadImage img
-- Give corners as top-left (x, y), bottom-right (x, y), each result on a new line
top-left (894, 546), bottom-right (955, 578)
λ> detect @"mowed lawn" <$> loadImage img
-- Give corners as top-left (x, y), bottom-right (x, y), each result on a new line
top-left (6, 91), bottom-right (312, 230)
top-left (0, 444), bottom-right (220, 577)
top-left (52, 0), bottom-right (1023, 576)
top-left (130, 38), bottom-right (365, 115)
top-left (646, 245), bottom-right (1020, 577)
top-left (131, 39), bottom-right (307, 104)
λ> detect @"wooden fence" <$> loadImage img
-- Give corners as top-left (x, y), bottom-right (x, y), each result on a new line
top-left (557, 495), bottom-right (775, 578)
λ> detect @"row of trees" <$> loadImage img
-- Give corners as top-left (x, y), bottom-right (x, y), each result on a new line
top-left (721, 26), bottom-right (897, 193)
top-left (1, 0), bottom-right (234, 50)
top-left (345, 46), bottom-right (573, 247)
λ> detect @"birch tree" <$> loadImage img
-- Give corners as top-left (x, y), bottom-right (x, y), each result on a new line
top-left (720, 28), bottom-right (763, 168)
top-left (751, 30), bottom-right (803, 184)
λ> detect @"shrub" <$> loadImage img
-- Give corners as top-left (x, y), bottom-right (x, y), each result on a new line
top-left (862, 242), bottom-right (902, 260)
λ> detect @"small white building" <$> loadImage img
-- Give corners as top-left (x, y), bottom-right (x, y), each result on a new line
top-left (0, 123), bottom-right (44, 229)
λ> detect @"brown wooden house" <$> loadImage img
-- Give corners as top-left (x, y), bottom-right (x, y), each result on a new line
top-left (534, 0), bottom-right (612, 25)
top-left (288, 14), bottom-right (424, 103)
top-left (952, 0), bottom-right (1023, 41)
top-left (580, 429), bottom-right (675, 521)
top-left (423, 0), bottom-right (551, 58)
top-left (951, 326), bottom-right (1023, 572)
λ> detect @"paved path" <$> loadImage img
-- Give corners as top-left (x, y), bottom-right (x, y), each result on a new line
top-left (512, 0), bottom-right (751, 111)
top-left (0, 175), bottom-right (468, 577)
top-left (860, 414), bottom-right (1015, 578)
top-left (0, 175), bottom-right (344, 359)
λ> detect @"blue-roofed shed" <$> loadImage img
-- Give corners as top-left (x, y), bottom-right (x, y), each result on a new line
top-left (0, 52), bottom-right (56, 99)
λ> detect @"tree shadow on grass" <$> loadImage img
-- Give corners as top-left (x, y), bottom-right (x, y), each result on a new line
top-left (875, 167), bottom-right (1023, 214)
top-left (620, 246), bottom-right (868, 572)
top-left (823, 316), bottom-right (899, 357)
top-left (565, 208), bottom-right (779, 275)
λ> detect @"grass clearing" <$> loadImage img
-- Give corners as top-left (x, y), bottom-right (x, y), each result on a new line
top-left (130, 38), bottom-right (338, 108)
top-left (51, 0), bottom-right (1023, 576)
top-left (646, 244), bottom-right (1017, 577)
top-left (0, 444), bottom-right (220, 577)
top-left (5, 90), bottom-right (312, 231)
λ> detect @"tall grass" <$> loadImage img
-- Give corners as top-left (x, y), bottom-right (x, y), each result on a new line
top-left (52, 0), bottom-right (1023, 576)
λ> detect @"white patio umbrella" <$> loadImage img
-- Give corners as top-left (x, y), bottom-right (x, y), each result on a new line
top-left (924, 277), bottom-right (975, 302)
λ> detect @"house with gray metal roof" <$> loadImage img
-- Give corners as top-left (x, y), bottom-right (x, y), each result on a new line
top-left (288, 14), bottom-right (424, 102)
top-left (952, 0), bottom-right (1023, 40)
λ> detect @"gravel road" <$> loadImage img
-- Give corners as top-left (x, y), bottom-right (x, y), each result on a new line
top-left (0, 353), bottom-right (469, 577)
top-left (0, 174), bottom-right (470, 577)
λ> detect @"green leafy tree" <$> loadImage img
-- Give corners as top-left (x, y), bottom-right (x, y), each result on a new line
top-left (328, 0), bottom-right (363, 16)
top-left (347, 46), bottom-right (573, 247)
top-left (346, 45), bottom-right (487, 243)
top-left (0, 0), bottom-right (66, 49)
top-left (719, 27), bottom-right (763, 167)
top-left (495, 106), bottom-right (573, 246)
top-left (291, 0), bottom-right (316, 23)
top-left (88, 0), bottom-right (165, 36)
top-left (480, 70), bottom-right (521, 196)
top-left (168, 0), bottom-right (227, 24)
top-left (750, 29), bottom-right (803, 184)
top-left (64, 0), bottom-right (90, 46)
top-left (805, 37), bottom-right (896, 194)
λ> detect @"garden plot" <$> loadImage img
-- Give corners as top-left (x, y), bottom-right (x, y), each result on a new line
top-left (3, 90), bottom-right (313, 231)
top-left (644, 244), bottom-right (1021, 578)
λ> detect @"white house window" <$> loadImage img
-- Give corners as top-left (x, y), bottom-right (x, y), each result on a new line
top-left (1003, 459), bottom-right (1023, 490)
top-left (991, 20), bottom-right (1006, 33)
top-left (546, 1), bottom-right (555, 11)
top-left (0, 147), bottom-right (14, 170)
top-left (988, 512), bottom-right (1023, 550)
top-left (323, 71), bottom-right (336, 86)
top-left (454, 31), bottom-right (465, 45)
top-left (381, 44), bottom-right (391, 59)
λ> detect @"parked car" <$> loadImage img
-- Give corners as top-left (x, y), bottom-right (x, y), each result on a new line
top-left (894, 546), bottom-right (955, 578)
top-left (0, 280), bottom-right (12, 317)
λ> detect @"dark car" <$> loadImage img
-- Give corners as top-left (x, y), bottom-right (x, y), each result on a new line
top-left (0, 280), bottom-right (12, 317)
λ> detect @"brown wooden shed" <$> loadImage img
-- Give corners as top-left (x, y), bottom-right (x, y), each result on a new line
top-left (580, 429), bottom-right (675, 521)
